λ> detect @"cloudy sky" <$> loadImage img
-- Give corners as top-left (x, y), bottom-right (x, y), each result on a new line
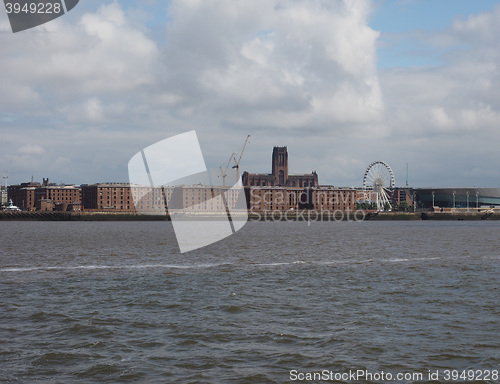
top-left (1, 0), bottom-right (500, 188)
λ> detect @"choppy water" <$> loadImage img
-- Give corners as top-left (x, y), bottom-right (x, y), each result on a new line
top-left (0, 220), bottom-right (499, 383)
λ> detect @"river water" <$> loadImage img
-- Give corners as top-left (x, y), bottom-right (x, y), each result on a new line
top-left (0, 220), bottom-right (499, 383)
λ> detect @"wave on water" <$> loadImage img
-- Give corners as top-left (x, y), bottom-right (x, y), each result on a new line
top-left (0, 263), bottom-right (228, 273)
top-left (0, 256), bottom-right (448, 274)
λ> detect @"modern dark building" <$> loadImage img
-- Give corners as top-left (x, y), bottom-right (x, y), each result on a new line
top-left (415, 188), bottom-right (500, 209)
top-left (242, 146), bottom-right (318, 188)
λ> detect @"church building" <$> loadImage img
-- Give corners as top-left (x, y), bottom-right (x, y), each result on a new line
top-left (242, 146), bottom-right (318, 188)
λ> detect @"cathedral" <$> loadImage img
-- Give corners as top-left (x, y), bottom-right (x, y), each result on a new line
top-left (242, 146), bottom-right (318, 188)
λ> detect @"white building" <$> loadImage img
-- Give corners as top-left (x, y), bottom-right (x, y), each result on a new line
top-left (1, 188), bottom-right (7, 206)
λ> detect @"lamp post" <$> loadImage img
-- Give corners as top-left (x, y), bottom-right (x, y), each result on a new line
top-left (432, 191), bottom-right (435, 208)
top-left (453, 191), bottom-right (456, 211)
top-left (466, 191), bottom-right (469, 212)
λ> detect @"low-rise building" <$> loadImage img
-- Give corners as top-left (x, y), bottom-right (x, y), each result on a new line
top-left (35, 182), bottom-right (81, 212)
top-left (246, 186), bottom-right (358, 213)
top-left (1, 187), bottom-right (7, 206)
top-left (8, 181), bottom-right (41, 211)
top-left (81, 183), bottom-right (137, 212)
top-left (8, 179), bottom-right (80, 211)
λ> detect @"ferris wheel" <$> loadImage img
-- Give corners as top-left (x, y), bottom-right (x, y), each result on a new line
top-left (362, 161), bottom-right (395, 211)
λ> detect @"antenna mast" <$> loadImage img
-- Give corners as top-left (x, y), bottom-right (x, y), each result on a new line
top-left (406, 163), bottom-right (408, 187)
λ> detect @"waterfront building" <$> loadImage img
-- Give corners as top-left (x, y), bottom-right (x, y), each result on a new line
top-left (81, 183), bottom-right (143, 212)
top-left (314, 187), bottom-right (358, 212)
top-left (8, 179), bottom-right (80, 212)
top-left (245, 186), bottom-right (358, 213)
top-left (415, 188), bottom-right (500, 209)
top-left (392, 188), bottom-right (414, 206)
top-left (246, 187), bottom-right (305, 212)
top-left (0, 187), bottom-right (7, 206)
top-left (34, 181), bottom-right (81, 211)
top-left (80, 183), bottom-right (245, 214)
top-left (164, 185), bottom-right (246, 215)
top-left (8, 181), bottom-right (41, 211)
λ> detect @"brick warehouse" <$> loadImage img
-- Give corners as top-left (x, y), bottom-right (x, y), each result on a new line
top-left (8, 179), bottom-right (81, 212)
top-left (245, 186), bottom-right (358, 213)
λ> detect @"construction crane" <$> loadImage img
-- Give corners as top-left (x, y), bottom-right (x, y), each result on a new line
top-left (219, 152), bottom-right (235, 186)
top-left (2, 159), bottom-right (12, 188)
top-left (1, 171), bottom-right (7, 189)
top-left (232, 135), bottom-right (250, 182)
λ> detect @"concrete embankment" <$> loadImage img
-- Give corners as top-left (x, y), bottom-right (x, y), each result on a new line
top-left (421, 211), bottom-right (499, 221)
top-left (1, 210), bottom-right (499, 221)
top-left (361, 210), bottom-right (500, 220)
top-left (247, 210), bottom-right (500, 221)
top-left (0, 211), bottom-right (169, 221)
top-left (363, 212), bottom-right (420, 220)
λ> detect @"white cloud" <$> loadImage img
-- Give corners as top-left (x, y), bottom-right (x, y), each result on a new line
top-left (0, 2), bottom-right (159, 110)
top-left (450, 6), bottom-right (500, 44)
top-left (429, 107), bottom-right (454, 131)
top-left (163, 0), bottom-right (383, 130)
top-left (18, 145), bottom-right (45, 155)
top-left (240, 36), bottom-right (274, 67)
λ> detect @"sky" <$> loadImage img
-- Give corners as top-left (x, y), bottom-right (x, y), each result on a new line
top-left (1, 0), bottom-right (500, 188)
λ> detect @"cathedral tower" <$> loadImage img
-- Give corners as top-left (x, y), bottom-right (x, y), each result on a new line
top-left (272, 146), bottom-right (288, 186)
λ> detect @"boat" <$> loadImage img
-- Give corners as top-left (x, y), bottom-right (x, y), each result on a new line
top-left (4, 200), bottom-right (21, 211)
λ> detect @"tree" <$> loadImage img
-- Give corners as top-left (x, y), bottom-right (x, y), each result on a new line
top-left (398, 201), bottom-right (410, 212)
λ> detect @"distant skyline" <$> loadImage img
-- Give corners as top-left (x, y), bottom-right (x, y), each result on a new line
top-left (1, 0), bottom-right (500, 188)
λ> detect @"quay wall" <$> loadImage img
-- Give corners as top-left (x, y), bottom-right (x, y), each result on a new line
top-left (1, 210), bottom-right (500, 221)
top-left (0, 211), bottom-right (168, 221)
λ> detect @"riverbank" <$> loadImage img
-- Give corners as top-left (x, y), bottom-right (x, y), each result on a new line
top-left (365, 210), bottom-right (500, 221)
top-left (1, 209), bottom-right (499, 221)
top-left (0, 211), bottom-right (168, 221)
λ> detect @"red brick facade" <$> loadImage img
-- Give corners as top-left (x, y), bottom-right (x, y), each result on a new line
top-left (246, 187), bottom-right (358, 213)
top-left (8, 181), bottom-right (80, 212)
